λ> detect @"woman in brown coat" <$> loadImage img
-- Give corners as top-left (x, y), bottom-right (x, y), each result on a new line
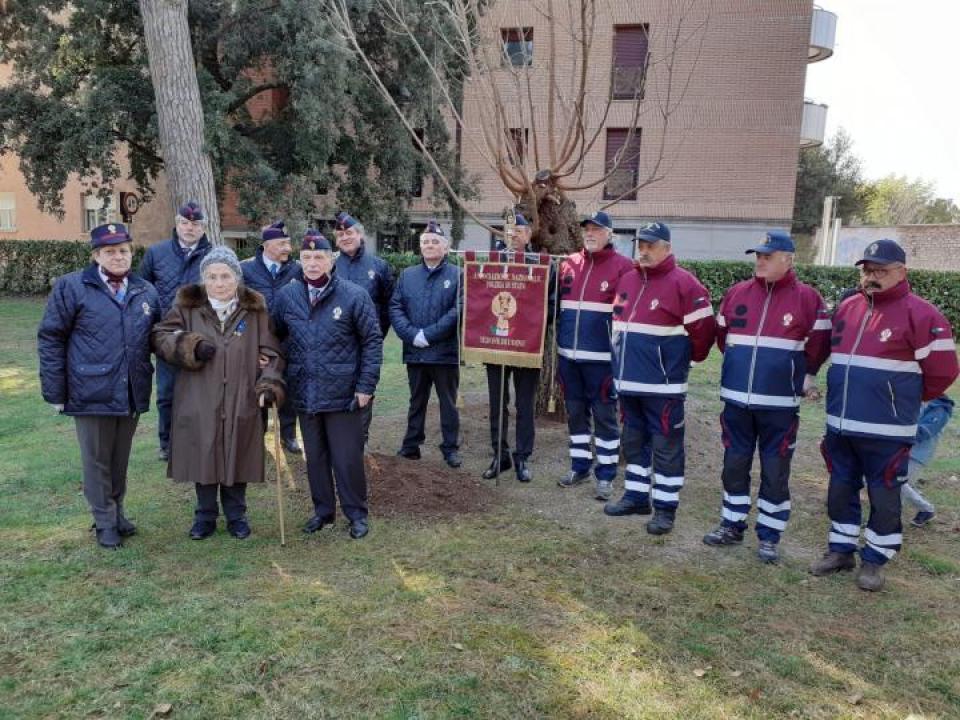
top-left (152, 246), bottom-right (285, 540)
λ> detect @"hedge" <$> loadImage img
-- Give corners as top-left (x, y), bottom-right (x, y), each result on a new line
top-left (3, 240), bottom-right (960, 328)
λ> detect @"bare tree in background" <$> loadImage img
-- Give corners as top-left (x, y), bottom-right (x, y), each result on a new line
top-left (325, 0), bottom-right (710, 253)
top-left (139, 0), bottom-right (222, 244)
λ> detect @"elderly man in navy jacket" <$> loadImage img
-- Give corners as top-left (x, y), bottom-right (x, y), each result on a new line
top-left (333, 211), bottom-right (394, 444)
top-left (38, 223), bottom-right (161, 549)
top-left (272, 230), bottom-right (383, 539)
top-left (139, 201), bottom-right (211, 461)
top-left (241, 220), bottom-right (303, 453)
top-left (389, 220), bottom-right (463, 468)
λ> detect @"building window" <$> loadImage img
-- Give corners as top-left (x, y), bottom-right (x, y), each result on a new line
top-left (603, 128), bottom-right (642, 201)
top-left (0, 193), bottom-right (16, 231)
top-left (611, 25), bottom-right (649, 100)
top-left (82, 194), bottom-right (117, 232)
top-left (501, 27), bottom-right (533, 67)
top-left (508, 128), bottom-right (529, 165)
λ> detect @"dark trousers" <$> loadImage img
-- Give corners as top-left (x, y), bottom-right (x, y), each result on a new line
top-left (821, 431), bottom-right (909, 566)
top-left (557, 357), bottom-right (619, 481)
top-left (718, 403), bottom-right (799, 543)
top-left (300, 410), bottom-right (368, 522)
top-left (195, 483), bottom-right (247, 522)
top-left (485, 364), bottom-right (540, 462)
top-left (620, 395), bottom-right (685, 512)
top-left (74, 415), bottom-right (140, 530)
top-left (401, 364), bottom-right (460, 454)
top-left (156, 358), bottom-right (176, 450)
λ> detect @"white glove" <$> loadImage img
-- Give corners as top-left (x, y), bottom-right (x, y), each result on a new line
top-left (51, 403), bottom-right (65, 413)
top-left (413, 329), bottom-right (430, 348)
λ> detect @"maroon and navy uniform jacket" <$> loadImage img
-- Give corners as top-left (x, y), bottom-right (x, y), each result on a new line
top-left (717, 270), bottom-right (832, 410)
top-left (611, 255), bottom-right (716, 397)
top-left (557, 245), bottom-right (634, 363)
top-left (826, 280), bottom-right (958, 441)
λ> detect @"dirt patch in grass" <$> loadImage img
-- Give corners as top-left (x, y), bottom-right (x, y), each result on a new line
top-left (368, 452), bottom-right (499, 518)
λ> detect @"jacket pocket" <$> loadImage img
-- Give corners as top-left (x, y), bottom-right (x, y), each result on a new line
top-left (74, 363), bottom-right (116, 404)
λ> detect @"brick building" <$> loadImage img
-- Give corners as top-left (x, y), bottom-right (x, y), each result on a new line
top-left (0, 1), bottom-right (837, 259)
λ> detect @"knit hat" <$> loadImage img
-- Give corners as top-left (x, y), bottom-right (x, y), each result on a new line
top-left (200, 246), bottom-right (243, 280)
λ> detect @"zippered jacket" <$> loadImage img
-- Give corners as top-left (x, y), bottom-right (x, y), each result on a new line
top-left (825, 281), bottom-right (958, 440)
top-left (611, 255), bottom-right (716, 397)
top-left (557, 245), bottom-right (634, 363)
top-left (717, 270), bottom-right (831, 409)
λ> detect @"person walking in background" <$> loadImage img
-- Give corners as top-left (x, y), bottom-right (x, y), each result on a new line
top-left (902, 395), bottom-right (954, 527)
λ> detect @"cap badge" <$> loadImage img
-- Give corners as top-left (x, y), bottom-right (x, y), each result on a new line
top-left (868, 243), bottom-right (879, 255)
top-left (107, 225), bottom-right (116, 234)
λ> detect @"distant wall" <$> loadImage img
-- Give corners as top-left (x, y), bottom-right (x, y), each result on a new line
top-left (835, 224), bottom-right (960, 271)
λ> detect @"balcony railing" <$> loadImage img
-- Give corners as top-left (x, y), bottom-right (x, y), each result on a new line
top-left (801, 100), bottom-right (828, 148)
top-left (809, 6), bottom-right (837, 62)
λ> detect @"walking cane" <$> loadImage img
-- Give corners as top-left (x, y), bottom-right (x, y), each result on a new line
top-left (262, 396), bottom-right (287, 547)
top-left (546, 258), bottom-right (561, 413)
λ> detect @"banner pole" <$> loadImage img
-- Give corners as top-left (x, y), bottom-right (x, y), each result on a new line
top-left (456, 259), bottom-right (465, 409)
top-left (496, 362), bottom-right (506, 487)
top-left (547, 258), bottom-right (561, 413)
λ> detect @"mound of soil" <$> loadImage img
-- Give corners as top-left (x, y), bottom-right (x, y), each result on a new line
top-left (366, 452), bottom-right (497, 518)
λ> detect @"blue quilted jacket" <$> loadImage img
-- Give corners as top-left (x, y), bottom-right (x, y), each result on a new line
top-left (37, 264), bottom-right (161, 415)
top-left (271, 274), bottom-right (383, 413)
top-left (138, 231), bottom-right (211, 315)
top-left (389, 257), bottom-right (461, 365)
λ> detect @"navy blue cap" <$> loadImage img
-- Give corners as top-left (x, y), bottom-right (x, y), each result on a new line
top-left (178, 201), bottom-right (205, 222)
top-left (856, 238), bottom-right (906, 266)
top-left (422, 219), bottom-right (446, 238)
top-left (90, 223), bottom-right (131, 249)
top-left (514, 213), bottom-right (529, 227)
top-left (261, 221), bottom-right (289, 243)
top-left (746, 230), bottom-right (795, 255)
top-left (334, 211), bottom-right (358, 231)
top-left (580, 211), bottom-right (613, 230)
top-left (637, 221), bottom-right (671, 243)
top-left (301, 229), bottom-right (331, 252)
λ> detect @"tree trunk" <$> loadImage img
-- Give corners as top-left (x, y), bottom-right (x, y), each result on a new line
top-left (139, 0), bottom-right (222, 245)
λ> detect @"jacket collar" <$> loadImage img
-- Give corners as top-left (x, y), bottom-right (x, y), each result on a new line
top-left (581, 244), bottom-right (618, 262)
top-left (169, 230), bottom-right (210, 257)
top-left (175, 283), bottom-right (267, 312)
top-left (752, 268), bottom-right (797, 291)
top-left (341, 242), bottom-right (366, 262)
top-left (868, 278), bottom-right (910, 305)
top-left (255, 244), bottom-right (292, 270)
top-left (81, 263), bottom-right (147, 295)
top-left (421, 256), bottom-right (449, 272)
top-left (634, 253), bottom-right (676, 278)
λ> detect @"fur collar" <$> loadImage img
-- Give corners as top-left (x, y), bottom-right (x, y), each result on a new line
top-left (176, 283), bottom-right (266, 312)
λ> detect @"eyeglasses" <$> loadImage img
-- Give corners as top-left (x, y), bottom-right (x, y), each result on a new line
top-left (859, 265), bottom-right (902, 278)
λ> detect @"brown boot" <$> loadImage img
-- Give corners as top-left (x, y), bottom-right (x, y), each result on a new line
top-left (810, 551), bottom-right (856, 576)
top-left (856, 561), bottom-right (885, 592)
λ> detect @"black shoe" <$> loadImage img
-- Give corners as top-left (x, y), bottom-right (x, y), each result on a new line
top-left (158, 447), bottom-right (169, 462)
top-left (227, 517), bottom-right (251, 539)
top-left (189, 520), bottom-right (216, 540)
top-left (604, 495), bottom-right (652, 516)
top-left (281, 437), bottom-right (302, 454)
top-left (349, 518), bottom-right (369, 539)
top-left (96, 526), bottom-right (122, 549)
top-left (515, 460), bottom-right (533, 483)
top-left (702, 523), bottom-right (744, 546)
top-left (482, 456), bottom-right (512, 479)
top-left (444, 452), bottom-right (463, 468)
top-left (117, 516), bottom-right (137, 537)
top-left (303, 514), bottom-right (336, 534)
top-left (558, 470), bottom-right (591, 488)
top-left (646, 509), bottom-right (675, 535)
top-left (397, 447), bottom-right (421, 460)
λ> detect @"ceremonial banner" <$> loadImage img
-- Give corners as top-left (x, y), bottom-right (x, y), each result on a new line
top-left (462, 251), bottom-right (550, 368)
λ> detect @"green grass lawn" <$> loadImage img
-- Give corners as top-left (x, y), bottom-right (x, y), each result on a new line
top-left (2, 296), bottom-right (960, 719)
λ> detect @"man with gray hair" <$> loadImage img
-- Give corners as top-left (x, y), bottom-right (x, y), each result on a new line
top-left (139, 201), bottom-right (212, 461)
